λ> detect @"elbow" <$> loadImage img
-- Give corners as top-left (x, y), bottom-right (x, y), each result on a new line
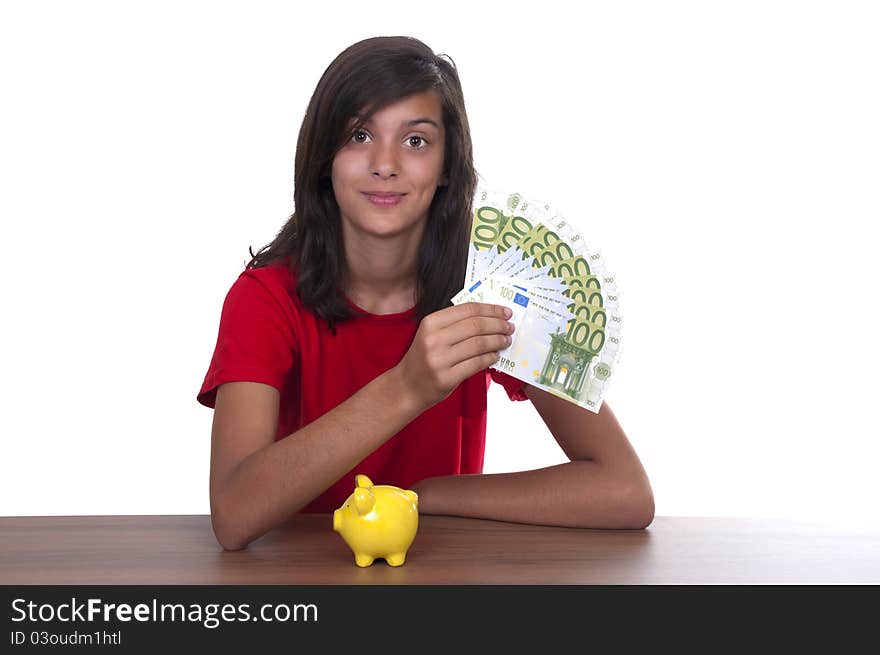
top-left (211, 499), bottom-right (250, 551)
top-left (216, 533), bottom-right (248, 552)
top-left (596, 479), bottom-right (653, 530)
top-left (213, 515), bottom-right (248, 551)
top-left (626, 487), bottom-right (655, 530)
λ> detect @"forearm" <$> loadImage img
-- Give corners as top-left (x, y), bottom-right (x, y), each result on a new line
top-left (216, 366), bottom-right (424, 549)
top-left (412, 460), bottom-right (654, 530)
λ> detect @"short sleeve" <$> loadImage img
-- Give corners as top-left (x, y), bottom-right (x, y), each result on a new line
top-left (488, 368), bottom-right (529, 402)
top-left (196, 271), bottom-right (299, 408)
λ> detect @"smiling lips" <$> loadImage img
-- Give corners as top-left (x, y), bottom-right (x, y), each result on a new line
top-left (363, 192), bottom-right (405, 207)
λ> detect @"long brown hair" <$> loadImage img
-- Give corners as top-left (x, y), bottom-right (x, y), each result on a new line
top-left (247, 36), bottom-right (478, 335)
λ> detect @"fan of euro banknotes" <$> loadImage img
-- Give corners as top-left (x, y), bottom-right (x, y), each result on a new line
top-left (452, 185), bottom-right (622, 414)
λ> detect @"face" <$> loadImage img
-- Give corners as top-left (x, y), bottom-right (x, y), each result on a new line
top-left (331, 89), bottom-right (448, 240)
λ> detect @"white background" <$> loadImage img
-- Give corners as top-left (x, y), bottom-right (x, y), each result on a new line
top-left (2, 1), bottom-right (878, 530)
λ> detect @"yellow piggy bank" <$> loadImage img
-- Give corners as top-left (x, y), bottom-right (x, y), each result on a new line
top-left (332, 474), bottom-right (419, 567)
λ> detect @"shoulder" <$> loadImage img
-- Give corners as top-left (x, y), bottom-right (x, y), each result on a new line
top-left (229, 256), bottom-right (301, 312)
top-left (197, 257), bottom-right (301, 409)
top-left (240, 255), bottom-right (297, 291)
top-left (214, 256), bottom-right (309, 344)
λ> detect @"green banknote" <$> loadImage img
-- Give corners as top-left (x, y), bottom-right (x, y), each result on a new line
top-left (456, 184), bottom-right (623, 413)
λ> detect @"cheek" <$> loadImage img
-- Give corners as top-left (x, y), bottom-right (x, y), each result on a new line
top-left (422, 152), bottom-right (447, 182)
top-left (331, 154), bottom-right (357, 185)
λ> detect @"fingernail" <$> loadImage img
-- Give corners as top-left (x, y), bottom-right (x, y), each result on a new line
top-left (503, 307), bottom-right (512, 318)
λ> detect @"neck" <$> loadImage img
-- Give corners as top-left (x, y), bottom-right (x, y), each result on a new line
top-left (342, 226), bottom-right (423, 314)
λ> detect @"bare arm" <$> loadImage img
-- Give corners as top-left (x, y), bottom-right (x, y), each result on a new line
top-left (210, 369), bottom-right (422, 551)
top-left (410, 389), bottom-right (655, 530)
top-left (209, 302), bottom-right (514, 550)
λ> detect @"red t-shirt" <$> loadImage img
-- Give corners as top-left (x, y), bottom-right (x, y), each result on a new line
top-left (196, 258), bottom-right (528, 513)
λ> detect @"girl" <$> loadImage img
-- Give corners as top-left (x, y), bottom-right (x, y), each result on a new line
top-left (197, 36), bottom-right (654, 551)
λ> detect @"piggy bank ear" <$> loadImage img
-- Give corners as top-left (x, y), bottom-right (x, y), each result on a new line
top-left (355, 474), bottom-right (374, 489)
top-left (353, 488), bottom-right (375, 516)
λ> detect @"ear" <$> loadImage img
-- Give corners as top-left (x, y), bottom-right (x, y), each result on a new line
top-left (355, 474), bottom-right (373, 489)
top-left (354, 488), bottom-right (375, 516)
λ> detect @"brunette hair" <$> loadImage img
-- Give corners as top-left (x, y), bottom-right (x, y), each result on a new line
top-left (246, 36), bottom-right (477, 334)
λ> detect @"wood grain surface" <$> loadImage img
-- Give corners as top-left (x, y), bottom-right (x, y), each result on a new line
top-left (1, 514), bottom-right (878, 584)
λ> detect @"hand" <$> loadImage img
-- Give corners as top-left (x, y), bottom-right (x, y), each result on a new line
top-left (395, 302), bottom-right (515, 411)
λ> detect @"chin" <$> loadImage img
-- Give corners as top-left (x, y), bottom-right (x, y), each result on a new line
top-left (361, 222), bottom-right (419, 239)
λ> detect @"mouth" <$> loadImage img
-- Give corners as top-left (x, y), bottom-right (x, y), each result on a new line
top-left (362, 192), bottom-right (405, 207)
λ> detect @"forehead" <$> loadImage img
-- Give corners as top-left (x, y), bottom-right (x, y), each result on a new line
top-left (352, 90), bottom-right (444, 129)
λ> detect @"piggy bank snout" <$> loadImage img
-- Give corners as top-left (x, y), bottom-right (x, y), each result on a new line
top-left (333, 509), bottom-right (341, 532)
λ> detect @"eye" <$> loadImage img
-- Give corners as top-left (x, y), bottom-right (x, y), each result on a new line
top-left (349, 130), bottom-right (428, 150)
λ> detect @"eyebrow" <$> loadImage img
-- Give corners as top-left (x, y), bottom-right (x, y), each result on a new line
top-left (358, 117), bottom-right (441, 130)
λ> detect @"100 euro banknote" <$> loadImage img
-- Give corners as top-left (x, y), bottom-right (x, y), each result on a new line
top-left (454, 186), bottom-right (624, 413)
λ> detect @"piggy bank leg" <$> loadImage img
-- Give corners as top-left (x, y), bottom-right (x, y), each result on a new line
top-left (355, 553), bottom-right (375, 567)
top-left (386, 552), bottom-right (407, 567)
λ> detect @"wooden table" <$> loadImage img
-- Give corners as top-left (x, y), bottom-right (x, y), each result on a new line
top-left (2, 515), bottom-right (878, 584)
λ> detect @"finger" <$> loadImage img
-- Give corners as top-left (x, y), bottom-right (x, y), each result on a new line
top-left (428, 302), bottom-right (511, 330)
top-left (448, 350), bottom-right (502, 382)
top-left (442, 315), bottom-right (513, 348)
top-left (445, 333), bottom-right (512, 368)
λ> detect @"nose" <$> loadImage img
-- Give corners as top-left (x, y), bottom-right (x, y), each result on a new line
top-left (370, 140), bottom-right (399, 179)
